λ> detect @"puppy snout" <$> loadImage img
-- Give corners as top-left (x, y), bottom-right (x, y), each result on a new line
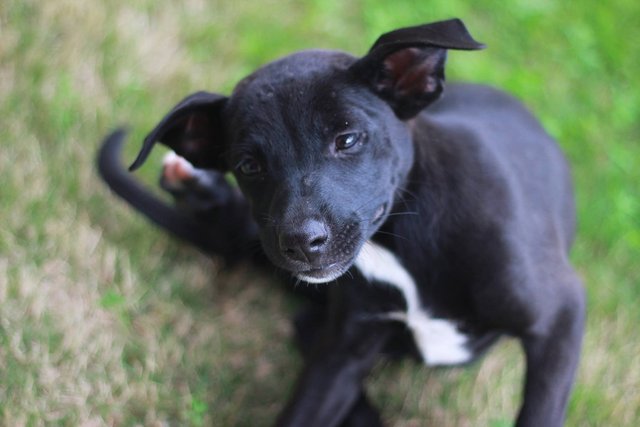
top-left (279, 219), bottom-right (329, 264)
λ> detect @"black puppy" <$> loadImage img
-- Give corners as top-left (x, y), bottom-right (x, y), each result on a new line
top-left (98, 19), bottom-right (585, 427)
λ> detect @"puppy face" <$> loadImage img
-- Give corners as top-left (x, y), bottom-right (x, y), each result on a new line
top-left (223, 51), bottom-right (414, 282)
top-left (129, 20), bottom-right (483, 282)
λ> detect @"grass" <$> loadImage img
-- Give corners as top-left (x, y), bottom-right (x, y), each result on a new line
top-left (1, 0), bottom-right (638, 425)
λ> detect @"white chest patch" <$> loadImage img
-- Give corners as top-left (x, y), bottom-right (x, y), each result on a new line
top-left (354, 241), bottom-right (472, 366)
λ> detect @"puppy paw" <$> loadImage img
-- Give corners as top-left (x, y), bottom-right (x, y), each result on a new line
top-left (161, 151), bottom-right (196, 190)
top-left (160, 151), bottom-right (238, 214)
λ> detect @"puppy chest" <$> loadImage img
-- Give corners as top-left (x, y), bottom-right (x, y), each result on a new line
top-left (355, 241), bottom-right (473, 366)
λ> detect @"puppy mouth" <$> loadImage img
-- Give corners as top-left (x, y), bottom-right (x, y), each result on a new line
top-left (295, 260), bottom-right (353, 284)
top-left (372, 203), bottom-right (388, 225)
top-left (288, 205), bottom-right (387, 284)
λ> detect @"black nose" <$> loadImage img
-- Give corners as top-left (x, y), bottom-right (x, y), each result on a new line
top-left (279, 219), bottom-right (329, 264)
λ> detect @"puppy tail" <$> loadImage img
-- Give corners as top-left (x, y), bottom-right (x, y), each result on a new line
top-left (96, 128), bottom-right (219, 254)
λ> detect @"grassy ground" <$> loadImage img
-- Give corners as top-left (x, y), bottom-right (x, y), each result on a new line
top-left (1, 0), bottom-right (638, 425)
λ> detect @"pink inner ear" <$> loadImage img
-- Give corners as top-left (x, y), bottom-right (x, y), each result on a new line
top-left (383, 48), bottom-right (440, 96)
top-left (180, 113), bottom-right (216, 158)
top-left (183, 138), bottom-right (208, 156)
top-left (185, 114), bottom-right (210, 133)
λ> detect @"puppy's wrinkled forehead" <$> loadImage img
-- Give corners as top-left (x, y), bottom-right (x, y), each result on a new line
top-left (225, 50), bottom-right (358, 129)
top-left (233, 50), bottom-right (355, 95)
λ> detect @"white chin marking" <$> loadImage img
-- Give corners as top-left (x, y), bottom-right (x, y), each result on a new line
top-left (296, 269), bottom-right (345, 284)
top-left (355, 241), bottom-right (472, 366)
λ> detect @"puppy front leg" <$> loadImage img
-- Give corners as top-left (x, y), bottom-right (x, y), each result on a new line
top-left (276, 322), bottom-right (392, 427)
top-left (292, 304), bottom-right (385, 427)
top-left (276, 285), bottom-right (395, 427)
top-left (516, 276), bottom-right (586, 427)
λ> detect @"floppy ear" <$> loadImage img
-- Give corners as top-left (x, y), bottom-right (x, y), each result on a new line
top-left (350, 18), bottom-right (484, 120)
top-left (129, 92), bottom-right (228, 171)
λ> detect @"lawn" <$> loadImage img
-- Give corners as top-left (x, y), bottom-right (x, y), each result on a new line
top-left (1, 0), bottom-right (638, 425)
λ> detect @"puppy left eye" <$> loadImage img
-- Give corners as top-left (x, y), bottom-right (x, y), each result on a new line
top-left (237, 157), bottom-right (263, 176)
top-left (334, 132), bottom-right (364, 151)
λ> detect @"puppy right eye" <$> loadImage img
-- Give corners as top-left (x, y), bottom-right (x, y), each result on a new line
top-left (237, 157), bottom-right (263, 176)
top-left (334, 132), bottom-right (363, 151)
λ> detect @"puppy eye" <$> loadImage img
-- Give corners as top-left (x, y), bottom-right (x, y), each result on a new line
top-left (334, 132), bottom-right (364, 151)
top-left (236, 157), bottom-right (263, 176)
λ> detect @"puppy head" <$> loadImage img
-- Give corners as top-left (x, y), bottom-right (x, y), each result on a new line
top-left (130, 19), bottom-right (483, 283)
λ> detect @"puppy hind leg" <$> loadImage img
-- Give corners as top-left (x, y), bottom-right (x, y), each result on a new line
top-left (160, 151), bottom-right (198, 191)
top-left (159, 151), bottom-right (240, 219)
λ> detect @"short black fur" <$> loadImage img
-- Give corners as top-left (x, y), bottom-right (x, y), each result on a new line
top-left (98, 18), bottom-right (585, 427)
